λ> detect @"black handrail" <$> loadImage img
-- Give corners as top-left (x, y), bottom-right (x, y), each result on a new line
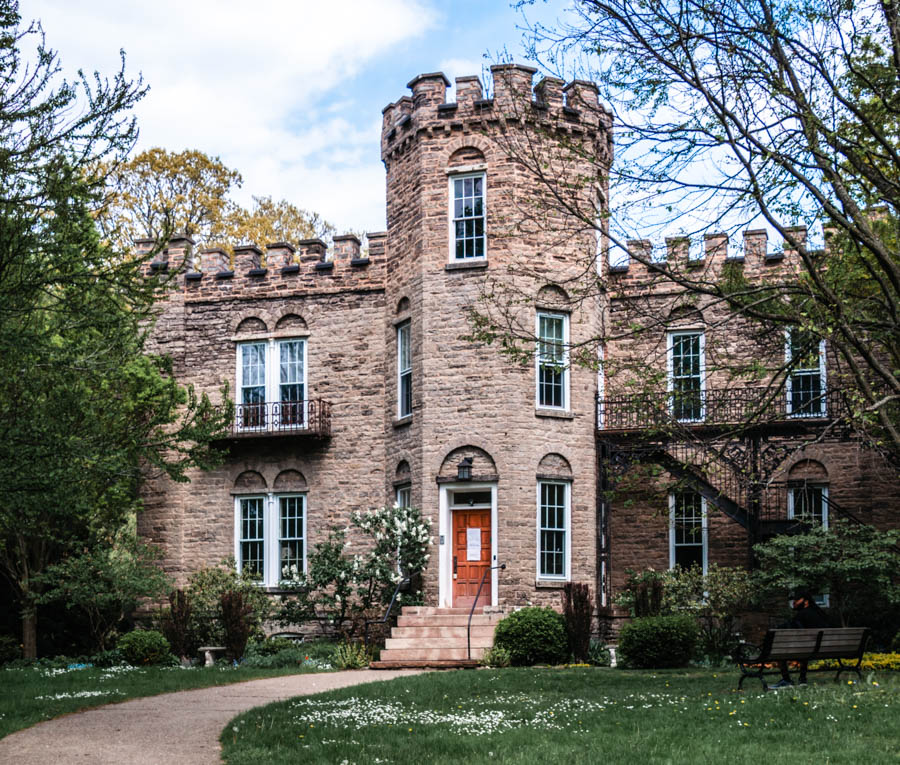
top-left (363, 576), bottom-right (409, 649)
top-left (468, 563), bottom-right (506, 660)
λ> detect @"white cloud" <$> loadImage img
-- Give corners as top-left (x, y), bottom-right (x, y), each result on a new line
top-left (25, 0), bottom-right (438, 231)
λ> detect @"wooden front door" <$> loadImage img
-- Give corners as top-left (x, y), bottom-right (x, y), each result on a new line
top-left (452, 508), bottom-right (491, 608)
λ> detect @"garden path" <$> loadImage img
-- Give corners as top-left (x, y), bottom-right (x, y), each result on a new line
top-left (0, 668), bottom-right (424, 764)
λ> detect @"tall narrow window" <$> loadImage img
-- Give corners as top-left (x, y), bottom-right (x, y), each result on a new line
top-left (397, 321), bottom-right (412, 419)
top-left (788, 485), bottom-right (828, 528)
top-left (787, 330), bottom-right (825, 417)
top-left (279, 495), bottom-right (305, 579)
top-left (451, 173), bottom-right (485, 259)
top-left (537, 312), bottom-right (568, 409)
top-left (239, 343), bottom-right (266, 428)
top-left (538, 481), bottom-right (569, 579)
top-left (396, 484), bottom-right (411, 509)
top-left (238, 497), bottom-right (266, 579)
top-left (668, 331), bottom-right (704, 422)
top-left (278, 340), bottom-right (305, 426)
top-left (669, 491), bottom-right (707, 572)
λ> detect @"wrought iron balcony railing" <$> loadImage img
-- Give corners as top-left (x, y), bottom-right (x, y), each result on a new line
top-left (596, 387), bottom-right (841, 432)
top-left (230, 399), bottom-right (332, 438)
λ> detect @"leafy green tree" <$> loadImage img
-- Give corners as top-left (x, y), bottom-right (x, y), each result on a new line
top-left (0, 3), bottom-right (229, 658)
top-left (753, 520), bottom-right (900, 627)
top-left (664, 564), bottom-right (756, 659)
top-left (34, 538), bottom-right (171, 652)
top-left (484, 0), bottom-right (900, 460)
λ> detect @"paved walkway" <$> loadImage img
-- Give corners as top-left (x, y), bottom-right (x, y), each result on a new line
top-left (0, 668), bottom-right (424, 764)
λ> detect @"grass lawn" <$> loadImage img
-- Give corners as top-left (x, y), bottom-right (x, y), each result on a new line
top-left (221, 667), bottom-right (900, 764)
top-left (0, 661), bottom-right (329, 740)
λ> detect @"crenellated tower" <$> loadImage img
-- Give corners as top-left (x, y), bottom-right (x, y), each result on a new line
top-left (381, 65), bottom-right (612, 609)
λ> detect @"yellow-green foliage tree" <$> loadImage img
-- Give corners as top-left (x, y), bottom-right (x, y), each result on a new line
top-left (99, 149), bottom-right (334, 257)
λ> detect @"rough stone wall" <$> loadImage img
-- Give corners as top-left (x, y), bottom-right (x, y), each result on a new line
top-left (601, 227), bottom-right (900, 608)
top-left (138, 241), bottom-right (387, 585)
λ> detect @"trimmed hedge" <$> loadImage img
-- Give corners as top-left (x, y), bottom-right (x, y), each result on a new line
top-left (493, 607), bottom-right (568, 666)
top-left (117, 630), bottom-right (174, 666)
top-left (618, 614), bottom-right (697, 668)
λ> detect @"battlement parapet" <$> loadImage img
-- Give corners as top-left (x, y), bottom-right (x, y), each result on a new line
top-left (381, 64), bottom-right (613, 161)
top-left (143, 232), bottom-right (386, 302)
top-left (609, 224), bottom-right (816, 289)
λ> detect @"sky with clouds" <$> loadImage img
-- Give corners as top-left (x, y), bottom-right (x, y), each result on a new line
top-left (24, 0), bottom-right (568, 234)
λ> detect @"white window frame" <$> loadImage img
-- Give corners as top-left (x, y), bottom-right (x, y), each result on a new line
top-left (787, 484), bottom-right (830, 606)
top-left (395, 484), bottom-right (411, 509)
top-left (787, 484), bottom-right (829, 529)
top-left (597, 344), bottom-right (605, 429)
top-left (536, 311), bottom-right (570, 411)
top-left (785, 330), bottom-right (826, 418)
top-left (667, 330), bottom-right (706, 422)
top-left (397, 321), bottom-right (412, 419)
top-left (669, 491), bottom-right (708, 574)
top-left (234, 492), bottom-right (307, 587)
top-left (536, 480), bottom-right (571, 581)
top-left (448, 171), bottom-right (486, 261)
top-left (235, 338), bottom-right (307, 431)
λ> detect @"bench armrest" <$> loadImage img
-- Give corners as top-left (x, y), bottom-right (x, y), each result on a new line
top-left (733, 642), bottom-right (761, 663)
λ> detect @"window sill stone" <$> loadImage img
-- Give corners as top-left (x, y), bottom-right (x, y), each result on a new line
top-left (535, 408), bottom-right (575, 420)
top-left (445, 259), bottom-right (488, 272)
top-left (392, 415), bottom-right (412, 428)
top-left (535, 579), bottom-right (567, 589)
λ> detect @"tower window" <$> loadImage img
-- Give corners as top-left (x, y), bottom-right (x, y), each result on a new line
top-left (450, 173), bottom-right (486, 259)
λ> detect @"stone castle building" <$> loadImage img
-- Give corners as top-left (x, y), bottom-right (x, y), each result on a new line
top-left (139, 65), bottom-right (899, 633)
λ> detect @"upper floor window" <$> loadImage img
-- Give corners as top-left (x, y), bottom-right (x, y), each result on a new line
top-left (669, 490), bottom-right (707, 572)
top-left (537, 481), bottom-right (570, 580)
top-left (668, 331), bottom-right (705, 422)
top-left (397, 321), bottom-right (412, 419)
top-left (236, 493), bottom-right (306, 586)
top-left (537, 312), bottom-right (568, 409)
top-left (451, 173), bottom-right (485, 259)
top-left (786, 329), bottom-right (826, 417)
top-left (237, 338), bottom-right (306, 430)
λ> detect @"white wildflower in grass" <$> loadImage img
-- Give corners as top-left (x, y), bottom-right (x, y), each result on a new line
top-left (35, 690), bottom-right (125, 701)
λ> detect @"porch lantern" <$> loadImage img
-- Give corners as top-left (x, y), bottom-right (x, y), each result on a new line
top-left (457, 457), bottom-right (473, 481)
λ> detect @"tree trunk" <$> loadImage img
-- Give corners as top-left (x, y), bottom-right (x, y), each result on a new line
top-left (22, 607), bottom-right (37, 659)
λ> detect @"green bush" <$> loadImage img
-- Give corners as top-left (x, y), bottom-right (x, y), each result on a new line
top-left (89, 649), bottom-right (124, 667)
top-left (618, 615), bottom-right (697, 669)
top-left (116, 630), bottom-right (174, 666)
top-left (480, 645), bottom-right (512, 668)
top-left (184, 561), bottom-right (271, 649)
top-left (587, 638), bottom-right (611, 667)
top-left (493, 607), bottom-right (568, 666)
top-left (333, 641), bottom-right (371, 669)
top-left (242, 639), bottom-right (311, 668)
top-left (0, 634), bottom-right (21, 665)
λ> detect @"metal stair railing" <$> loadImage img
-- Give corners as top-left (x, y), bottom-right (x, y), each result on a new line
top-left (363, 576), bottom-right (409, 650)
top-left (468, 563), bottom-right (506, 660)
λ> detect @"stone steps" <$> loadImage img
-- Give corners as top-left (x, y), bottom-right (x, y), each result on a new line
top-left (385, 635), bottom-right (494, 650)
top-left (378, 646), bottom-right (488, 662)
top-left (372, 606), bottom-right (502, 668)
top-left (397, 614), bottom-right (502, 627)
top-left (389, 625), bottom-right (495, 638)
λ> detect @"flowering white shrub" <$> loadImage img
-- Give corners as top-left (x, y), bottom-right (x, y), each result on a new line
top-left (279, 505), bottom-right (432, 637)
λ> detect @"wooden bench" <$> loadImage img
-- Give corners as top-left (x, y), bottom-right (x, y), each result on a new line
top-left (734, 627), bottom-right (870, 691)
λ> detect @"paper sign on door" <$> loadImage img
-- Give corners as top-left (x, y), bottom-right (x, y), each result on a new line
top-left (466, 528), bottom-right (482, 561)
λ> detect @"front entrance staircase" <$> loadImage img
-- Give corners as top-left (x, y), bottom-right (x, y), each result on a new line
top-left (370, 606), bottom-right (502, 669)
